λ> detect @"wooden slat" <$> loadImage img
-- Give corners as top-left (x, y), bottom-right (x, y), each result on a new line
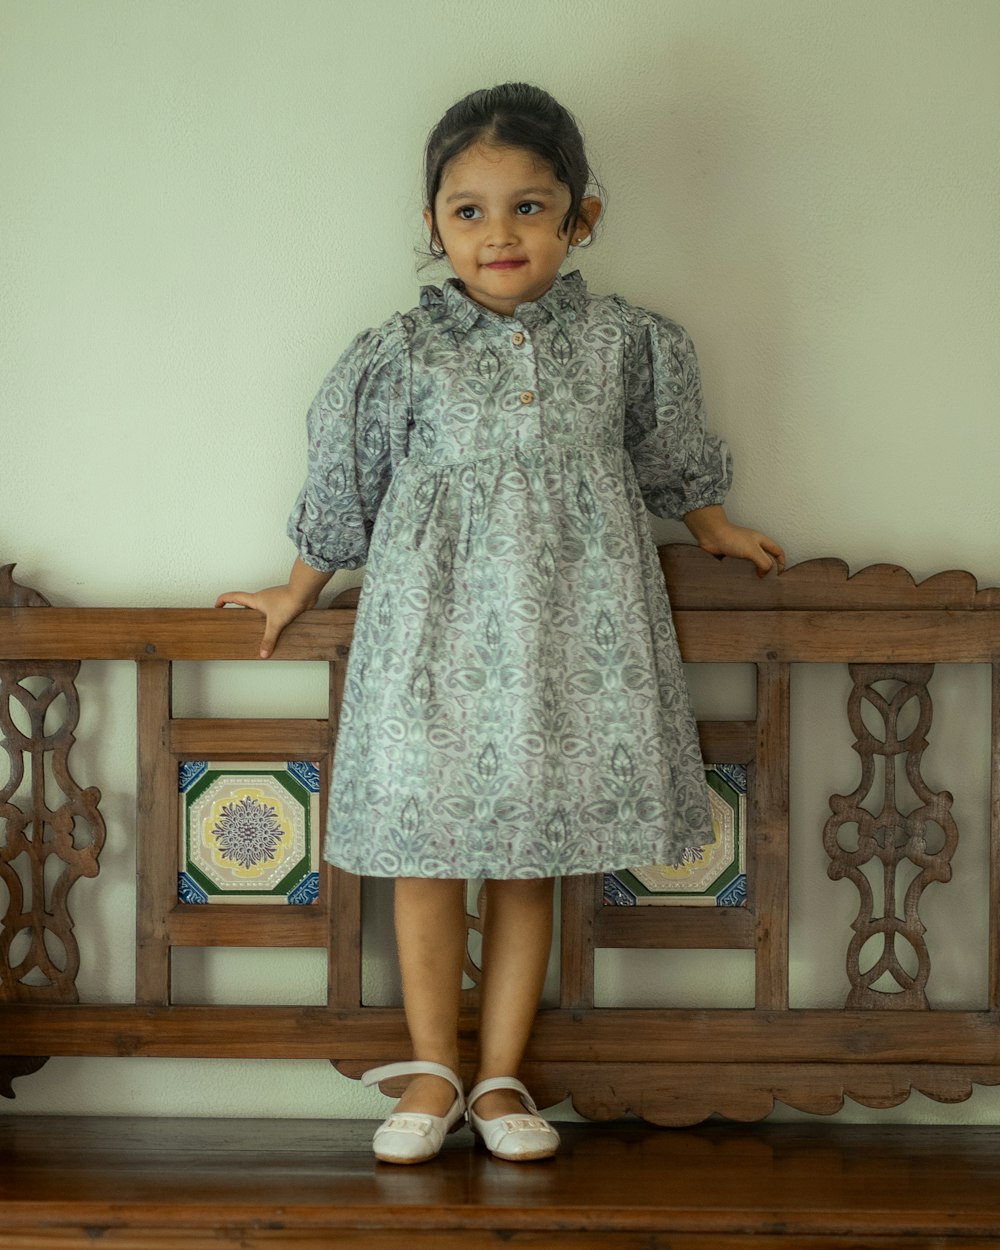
top-left (527, 1008), bottom-right (1000, 1065)
top-left (325, 654), bottom-right (363, 1011)
top-left (697, 719), bottom-right (755, 762)
top-left (753, 664), bottom-right (790, 1009)
top-left (5, 1005), bottom-right (1000, 1064)
top-left (327, 863), bottom-right (361, 1009)
top-left (135, 660), bottom-right (174, 1006)
top-left (559, 874), bottom-right (601, 1008)
top-left (0, 608), bottom-right (355, 661)
top-left (593, 904), bottom-right (755, 949)
top-left (169, 719), bottom-right (332, 756)
top-left (3, 606), bottom-right (1000, 663)
top-left (164, 906), bottom-right (331, 947)
top-left (672, 610), bottom-right (1000, 663)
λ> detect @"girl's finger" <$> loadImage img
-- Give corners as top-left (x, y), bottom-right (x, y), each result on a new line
top-left (760, 536), bottom-right (786, 572)
top-left (216, 591), bottom-right (246, 608)
top-left (259, 623), bottom-right (280, 659)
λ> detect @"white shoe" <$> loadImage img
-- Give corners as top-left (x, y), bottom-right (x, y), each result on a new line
top-left (362, 1061), bottom-right (466, 1165)
top-left (467, 1076), bottom-right (560, 1162)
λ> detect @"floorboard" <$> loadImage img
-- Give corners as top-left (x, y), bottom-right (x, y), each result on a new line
top-left (3, 1117), bottom-right (1000, 1248)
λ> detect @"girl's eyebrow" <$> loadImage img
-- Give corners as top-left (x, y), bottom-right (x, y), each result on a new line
top-left (443, 185), bottom-right (556, 204)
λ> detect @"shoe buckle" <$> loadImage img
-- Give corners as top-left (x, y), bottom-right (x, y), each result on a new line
top-left (383, 1114), bottom-right (432, 1137)
top-left (501, 1115), bottom-right (550, 1133)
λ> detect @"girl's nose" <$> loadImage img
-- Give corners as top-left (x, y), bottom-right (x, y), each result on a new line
top-left (485, 215), bottom-right (519, 247)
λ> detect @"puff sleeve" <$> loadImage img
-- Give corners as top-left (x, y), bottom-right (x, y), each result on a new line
top-left (621, 306), bottom-right (733, 520)
top-left (286, 318), bottom-right (410, 572)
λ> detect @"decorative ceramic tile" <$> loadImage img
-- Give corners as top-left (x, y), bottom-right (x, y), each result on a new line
top-left (604, 764), bottom-right (747, 906)
top-left (178, 760), bottom-right (321, 905)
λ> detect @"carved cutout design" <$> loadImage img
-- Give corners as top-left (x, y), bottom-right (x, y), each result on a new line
top-left (824, 664), bottom-right (957, 1008)
top-left (0, 566), bottom-right (106, 1003)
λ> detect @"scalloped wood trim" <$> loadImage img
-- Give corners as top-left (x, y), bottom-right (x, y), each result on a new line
top-left (0, 565), bottom-right (51, 609)
top-left (522, 1063), bottom-right (1000, 1127)
top-left (659, 544), bottom-right (1000, 611)
top-left (0, 1056), bottom-right (49, 1101)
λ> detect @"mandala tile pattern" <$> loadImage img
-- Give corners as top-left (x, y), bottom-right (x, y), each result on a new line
top-left (179, 761), bottom-right (320, 905)
top-left (604, 764), bottom-right (746, 906)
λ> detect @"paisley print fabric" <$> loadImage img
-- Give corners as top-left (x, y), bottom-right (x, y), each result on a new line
top-left (287, 272), bottom-right (732, 878)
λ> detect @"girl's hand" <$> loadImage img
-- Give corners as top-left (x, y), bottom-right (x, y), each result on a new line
top-left (215, 558), bottom-right (333, 658)
top-left (682, 505), bottom-right (785, 578)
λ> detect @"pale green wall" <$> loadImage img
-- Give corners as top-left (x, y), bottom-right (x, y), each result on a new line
top-left (2, 0), bottom-right (999, 1121)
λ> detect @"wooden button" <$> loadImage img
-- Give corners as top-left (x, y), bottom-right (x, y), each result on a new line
top-left (511, 331), bottom-right (526, 346)
top-left (519, 390), bottom-right (534, 404)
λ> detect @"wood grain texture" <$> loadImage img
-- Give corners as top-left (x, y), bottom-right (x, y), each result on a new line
top-left (660, 545), bottom-right (1000, 611)
top-left (3, 604), bottom-right (999, 662)
top-left (559, 873), bottom-right (601, 1008)
top-left (0, 608), bottom-right (355, 661)
top-left (752, 663), bottom-right (790, 1010)
top-left (169, 718), bottom-right (332, 756)
top-left (592, 903), bottom-right (755, 949)
top-left (4, 1117), bottom-right (1000, 1247)
top-left (5, 1005), bottom-right (1000, 1069)
top-left (135, 659), bottom-right (174, 1006)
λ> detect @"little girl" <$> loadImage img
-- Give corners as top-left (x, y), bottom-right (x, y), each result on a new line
top-left (219, 83), bottom-right (783, 1163)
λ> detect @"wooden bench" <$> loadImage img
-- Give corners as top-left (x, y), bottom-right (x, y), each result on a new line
top-left (3, 1116), bottom-right (1000, 1248)
top-left (2, 548), bottom-right (1000, 1246)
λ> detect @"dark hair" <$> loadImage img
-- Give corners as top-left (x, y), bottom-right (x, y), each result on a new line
top-left (424, 82), bottom-right (599, 254)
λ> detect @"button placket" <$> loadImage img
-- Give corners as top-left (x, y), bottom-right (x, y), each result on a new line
top-left (504, 321), bottom-right (540, 442)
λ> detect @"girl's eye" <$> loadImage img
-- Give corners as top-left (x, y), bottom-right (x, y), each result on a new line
top-left (456, 205), bottom-right (482, 220)
top-left (516, 201), bottom-right (543, 216)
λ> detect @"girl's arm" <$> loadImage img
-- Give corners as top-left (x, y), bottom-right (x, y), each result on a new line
top-left (216, 557), bottom-right (334, 658)
top-left (683, 504), bottom-right (785, 578)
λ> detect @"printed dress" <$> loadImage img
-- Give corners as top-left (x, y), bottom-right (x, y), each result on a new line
top-left (288, 272), bottom-right (732, 879)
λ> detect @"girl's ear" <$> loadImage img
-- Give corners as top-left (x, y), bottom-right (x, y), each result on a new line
top-left (422, 207), bottom-right (443, 255)
top-left (573, 195), bottom-right (603, 245)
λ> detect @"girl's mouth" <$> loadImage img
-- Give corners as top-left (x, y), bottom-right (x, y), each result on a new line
top-left (484, 259), bottom-right (528, 270)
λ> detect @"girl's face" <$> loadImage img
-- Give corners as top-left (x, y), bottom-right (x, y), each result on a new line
top-left (425, 142), bottom-right (600, 317)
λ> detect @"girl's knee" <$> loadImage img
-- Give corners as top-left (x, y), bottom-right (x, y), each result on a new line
top-left (486, 877), bottom-right (555, 904)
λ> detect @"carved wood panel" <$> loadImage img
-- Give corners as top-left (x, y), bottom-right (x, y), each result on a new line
top-left (0, 568), bottom-right (106, 1005)
top-left (824, 664), bottom-right (958, 1009)
top-left (0, 566), bottom-right (106, 1097)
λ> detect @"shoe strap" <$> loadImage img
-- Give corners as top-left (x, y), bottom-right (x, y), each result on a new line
top-left (467, 1075), bottom-right (537, 1114)
top-left (362, 1060), bottom-right (465, 1103)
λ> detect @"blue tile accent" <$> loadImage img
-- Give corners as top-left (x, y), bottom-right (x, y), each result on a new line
top-left (178, 872), bottom-right (210, 904)
top-left (712, 763), bottom-right (748, 793)
top-left (287, 872), bottom-right (320, 905)
top-left (603, 873), bottom-right (638, 906)
top-left (178, 761), bottom-right (209, 793)
top-left (716, 873), bottom-right (747, 907)
top-left (287, 761), bottom-right (321, 793)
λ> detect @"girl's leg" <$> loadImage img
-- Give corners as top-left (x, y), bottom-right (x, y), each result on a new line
top-left (472, 876), bottom-right (555, 1119)
top-left (391, 876), bottom-right (467, 1117)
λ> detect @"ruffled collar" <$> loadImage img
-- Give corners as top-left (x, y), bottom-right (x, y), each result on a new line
top-left (419, 270), bottom-right (588, 333)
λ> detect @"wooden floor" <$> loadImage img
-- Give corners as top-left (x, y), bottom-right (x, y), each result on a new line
top-left (3, 1116), bottom-right (1000, 1248)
